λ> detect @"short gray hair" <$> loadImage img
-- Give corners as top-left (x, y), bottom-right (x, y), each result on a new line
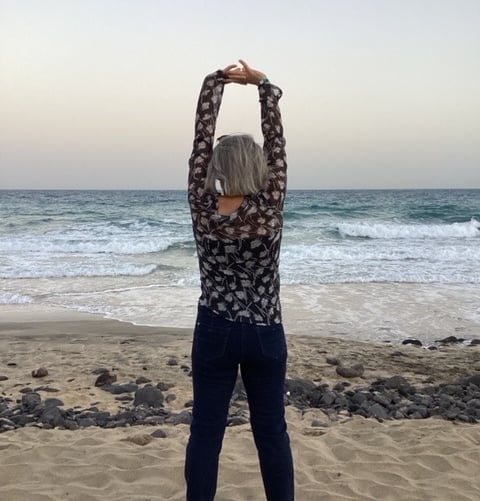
top-left (205, 134), bottom-right (269, 196)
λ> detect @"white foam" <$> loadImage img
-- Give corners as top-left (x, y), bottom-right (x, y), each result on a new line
top-left (337, 218), bottom-right (480, 239)
top-left (0, 262), bottom-right (160, 279)
top-left (0, 292), bottom-right (33, 304)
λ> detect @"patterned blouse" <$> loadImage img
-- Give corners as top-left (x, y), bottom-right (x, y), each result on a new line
top-left (188, 70), bottom-right (287, 325)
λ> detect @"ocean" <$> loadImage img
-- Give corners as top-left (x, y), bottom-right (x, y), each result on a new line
top-left (1, 189), bottom-right (479, 342)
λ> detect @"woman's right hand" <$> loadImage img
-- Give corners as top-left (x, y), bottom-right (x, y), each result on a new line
top-left (223, 60), bottom-right (267, 86)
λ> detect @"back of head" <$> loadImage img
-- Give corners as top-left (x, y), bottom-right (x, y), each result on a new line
top-left (205, 134), bottom-right (268, 196)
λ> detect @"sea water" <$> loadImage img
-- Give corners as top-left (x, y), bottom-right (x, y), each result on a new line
top-left (1, 189), bottom-right (479, 341)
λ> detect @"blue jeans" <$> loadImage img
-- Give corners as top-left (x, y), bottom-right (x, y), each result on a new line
top-left (185, 306), bottom-right (294, 501)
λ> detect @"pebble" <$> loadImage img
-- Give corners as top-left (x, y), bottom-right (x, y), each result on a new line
top-left (157, 382), bottom-right (174, 392)
top-left (336, 363), bottom-right (365, 378)
top-left (94, 371), bottom-right (117, 387)
top-left (102, 383), bottom-right (138, 395)
top-left (133, 385), bottom-right (164, 408)
top-left (151, 429), bottom-right (167, 438)
top-left (31, 368), bottom-right (49, 378)
top-left (326, 356), bottom-right (340, 366)
top-left (165, 394), bottom-right (177, 404)
top-left (402, 339), bottom-right (422, 347)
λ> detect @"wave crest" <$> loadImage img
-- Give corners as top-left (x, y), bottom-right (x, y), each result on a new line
top-left (337, 218), bottom-right (480, 239)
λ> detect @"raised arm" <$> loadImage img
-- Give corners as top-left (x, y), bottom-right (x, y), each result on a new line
top-left (188, 69), bottom-right (229, 202)
top-left (232, 60), bottom-right (287, 207)
top-left (259, 82), bottom-right (286, 203)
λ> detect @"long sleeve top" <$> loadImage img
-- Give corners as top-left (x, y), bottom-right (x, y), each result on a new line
top-left (188, 70), bottom-right (287, 325)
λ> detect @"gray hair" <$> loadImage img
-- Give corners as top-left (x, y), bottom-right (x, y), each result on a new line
top-left (205, 134), bottom-right (269, 196)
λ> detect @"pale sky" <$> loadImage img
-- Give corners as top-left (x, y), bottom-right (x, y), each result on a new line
top-left (1, 0), bottom-right (479, 189)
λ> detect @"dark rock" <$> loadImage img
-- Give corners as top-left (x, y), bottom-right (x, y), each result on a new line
top-left (462, 375), bottom-right (480, 388)
top-left (21, 392), bottom-right (41, 410)
top-left (34, 386), bottom-right (60, 393)
top-left (402, 339), bottom-right (422, 347)
top-left (326, 356), bottom-right (340, 366)
top-left (469, 339), bottom-right (480, 346)
top-left (384, 376), bottom-right (415, 396)
top-left (64, 419), bottom-right (79, 431)
top-left (426, 345), bottom-right (438, 351)
top-left (167, 358), bottom-right (178, 366)
top-left (7, 362), bottom-right (17, 367)
top-left (167, 410), bottom-right (192, 425)
top-left (306, 387), bottom-right (327, 408)
top-left (436, 336), bottom-right (463, 344)
top-left (94, 371), bottom-right (117, 387)
top-left (180, 365), bottom-right (190, 372)
top-left (115, 395), bottom-right (134, 402)
top-left (227, 416), bottom-right (249, 426)
top-left (134, 386), bottom-right (164, 407)
top-left (135, 376), bottom-right (151, 385)
top-left (77, 417), bottom-right (97, 428)
top-left (44, 398), bottom-right (64, 408)
top-left (0, 417), bottom-right (16, 430)
top-left (333, 382), bottom-right (350, 392)
top-left (157, 382), bottom-right (174, 392)
top-left (407, 405), bottom-right (429, 419)
top-left (151, 429), bottom-right (167, 438)
top-left (165, 394), bottom-right (177, 404)
top-left (144, 415), bottom-right (167, 425)
top-left (41, 406), bottom-right (66, 428)
top-left (285, 378), bottom-right (317, 399)
top-left (466, 399), bottom-right (480, 409)
top-left (441, 384), bottom-right (463, 396)
top-left (231, 378), bottom-right (247, 401)
top-left (102, 383), bottom-right (138, 395)
top-left (32, 367), bottom-right (48, 378)
top-left (19, 387), bottom-right (32, 394)
top-left (351, 392), bottom-right (369, 406)
top-left (368, 403), bottom-right (389, 420)
top-left (437, 393), bottom-right (454, 408)
top-left (0, 376), bottom-right (8, 381)
top-left (91, 368), bottom-right (110, 375)
top-left (184, 400), bottom-right (194, 408)
top-left (14, 415), bottom-right (36, 426)
top-left (336, 364), bottom-right (364, 378)
top-left (373, 393), bottom-right (392, 408)
top-left (320, 391), bottom-right (337, 406)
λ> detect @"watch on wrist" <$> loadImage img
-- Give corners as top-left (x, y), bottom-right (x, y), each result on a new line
top-left (258, 77), bottom-right (270, 86)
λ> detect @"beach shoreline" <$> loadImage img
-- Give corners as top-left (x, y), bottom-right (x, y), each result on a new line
top-left (1, 306), bottom-right (480, 500)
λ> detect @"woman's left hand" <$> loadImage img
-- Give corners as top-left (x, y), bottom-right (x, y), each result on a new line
top-left (222, 64), bottom-right (247, 85)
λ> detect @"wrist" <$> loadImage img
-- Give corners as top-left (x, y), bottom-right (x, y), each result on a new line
top-left (257, 77), bottom-right (270, 86)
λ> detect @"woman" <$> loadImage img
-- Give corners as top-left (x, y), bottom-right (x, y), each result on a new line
top-left (185, 60), bottom-right (294, 501)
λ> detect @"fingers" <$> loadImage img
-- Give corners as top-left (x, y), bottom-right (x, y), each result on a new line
top-left (222, 64), bottom-right (238, 73)
top-left (238, 59), bottom-right (251, 72)
top-left (226, 74), bottom-right (247, 85)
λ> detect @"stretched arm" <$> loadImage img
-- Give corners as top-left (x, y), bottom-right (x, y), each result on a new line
top-left (188, 68), bottom-right (233, 201)
top-left (229, 60), bottom-right (287, 206)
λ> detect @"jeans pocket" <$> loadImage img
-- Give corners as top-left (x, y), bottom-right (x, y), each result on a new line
top-left (256, 323), bottom-right (287, 360)
top-left (193, 312), bottom-right (231, 362)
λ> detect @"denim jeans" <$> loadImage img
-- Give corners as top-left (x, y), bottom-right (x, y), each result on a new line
top-left (185, 306), bottom-right (294, 501)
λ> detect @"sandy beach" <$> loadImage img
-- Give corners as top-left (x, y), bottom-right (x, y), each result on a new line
top-left (1, 305), bottom-right (480, 500)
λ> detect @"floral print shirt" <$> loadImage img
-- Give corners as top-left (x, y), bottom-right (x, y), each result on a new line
top-left (188, 70), bottom-right (287, 325)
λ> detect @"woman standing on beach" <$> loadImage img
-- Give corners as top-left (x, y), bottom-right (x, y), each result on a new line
top-left (185, 60), bottom-right (294, 501)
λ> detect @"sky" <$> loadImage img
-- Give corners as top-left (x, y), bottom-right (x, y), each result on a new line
top-left (1, 0), bottom-right (479, 190)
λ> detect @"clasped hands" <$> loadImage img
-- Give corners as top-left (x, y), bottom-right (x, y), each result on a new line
top-left (222, 59), bottom-right (267, 86)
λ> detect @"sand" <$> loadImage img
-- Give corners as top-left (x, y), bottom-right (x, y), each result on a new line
top-left (1, 305), bottom-right (480, 500)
